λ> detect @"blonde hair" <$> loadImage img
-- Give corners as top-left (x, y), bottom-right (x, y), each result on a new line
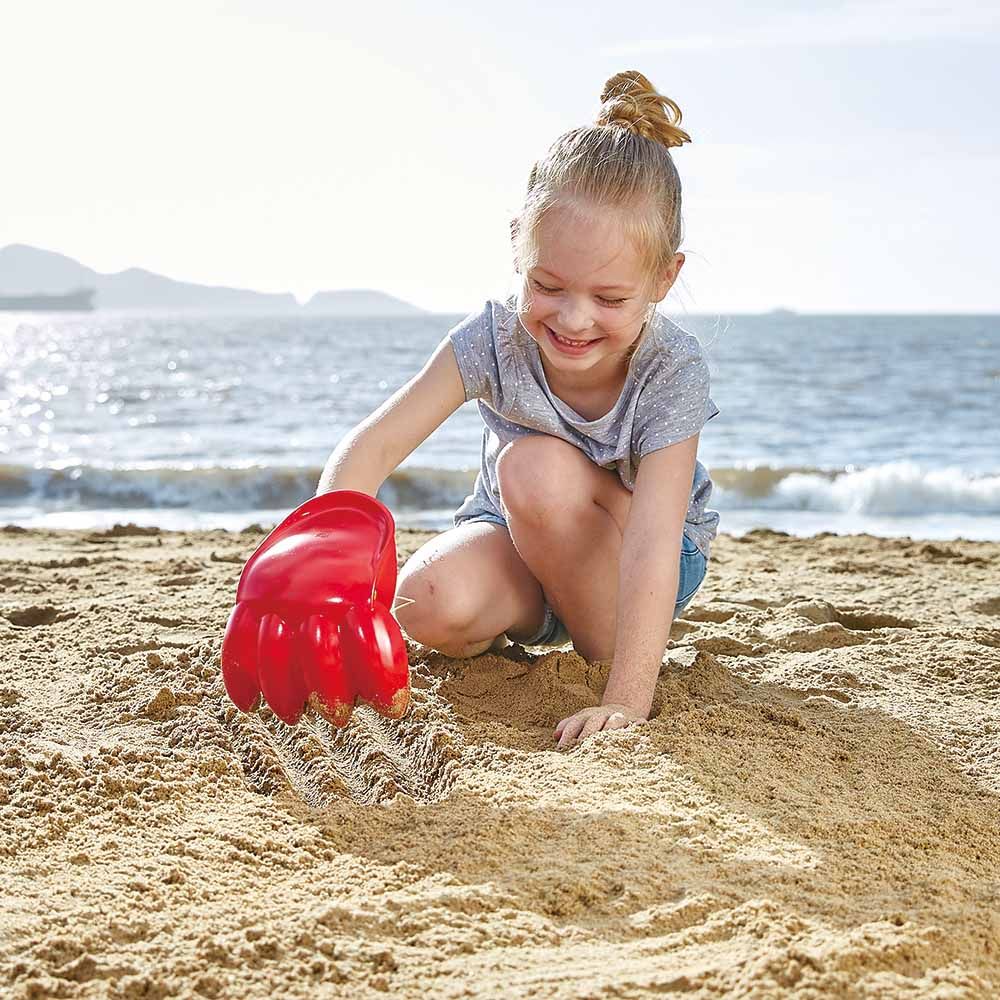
top-left (512, 70), bottom-right (691, 358)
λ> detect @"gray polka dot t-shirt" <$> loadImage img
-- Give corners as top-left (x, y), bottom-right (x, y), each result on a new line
top-left (447, 295), bottom-right (721, 560)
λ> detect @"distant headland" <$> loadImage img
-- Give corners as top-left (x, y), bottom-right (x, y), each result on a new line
top-left (0, 244), bottom-right (428, 315)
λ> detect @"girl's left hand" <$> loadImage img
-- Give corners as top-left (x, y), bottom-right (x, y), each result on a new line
top-left (555, 704), bottom-right (648, 748)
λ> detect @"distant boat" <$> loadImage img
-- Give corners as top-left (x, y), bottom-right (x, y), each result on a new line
top-left (768, 307), bottom-right (797, 317)
top-left (0, 287), bottom-right (95, 311)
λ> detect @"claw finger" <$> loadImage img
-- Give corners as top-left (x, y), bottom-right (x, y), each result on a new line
top-left (221, 602), bottom-right (262, 713)
top-left (370, 603), bottom-right (410, 719)
top-left (257, 612), bottom-right (307, 725)
top-left (343, 602), bottom-right (410, 719)
top-left (300, 612), bottom-right (353, 727)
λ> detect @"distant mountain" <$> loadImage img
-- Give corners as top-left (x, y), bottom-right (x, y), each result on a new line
top-left (0, 244), bottom-right (425, 314)
top-left (0, 245), bottom-right (91, 295)
top-left (303, 289), bottom-right (427, 316)
top-left (0, 244), bottom-right (296, 311)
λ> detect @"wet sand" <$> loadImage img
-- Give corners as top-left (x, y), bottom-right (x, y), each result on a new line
top-left (1, 523), bottom-right (998, 998)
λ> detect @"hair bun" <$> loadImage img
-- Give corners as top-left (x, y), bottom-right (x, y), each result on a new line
top-left (597, 70), bottom-right (691, 149)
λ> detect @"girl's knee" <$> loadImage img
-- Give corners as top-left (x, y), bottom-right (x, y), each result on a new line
top-left (496, 436), bottom-right (594, 517)
top-left (394, 562), bottom-right (480, 648)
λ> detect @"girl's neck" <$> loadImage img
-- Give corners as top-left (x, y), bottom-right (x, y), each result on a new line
top-left (540, 349), bottom-right (632, 398)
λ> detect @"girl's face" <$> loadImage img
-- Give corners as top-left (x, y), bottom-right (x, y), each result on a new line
top-left (515, 198), bottom-right (683, 388)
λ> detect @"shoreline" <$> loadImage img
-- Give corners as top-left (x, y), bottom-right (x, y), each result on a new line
top-left (3, 509), bottom-right (1000, 545)
top-left (2, 525), bottom-right (998, 996)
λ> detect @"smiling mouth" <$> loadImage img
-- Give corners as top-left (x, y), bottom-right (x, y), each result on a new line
top-left (545, 324), bottom-right (601, 347)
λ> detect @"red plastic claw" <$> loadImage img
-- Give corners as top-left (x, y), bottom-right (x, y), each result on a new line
top-left (257, 612), bottom-right (307, 726)
top-left (299, 611), bottom-right (352, 727)
top-left (342, 602), bottom-right (410, 719)
top-left (221, 601), bottom-right (263, 713)
top-left (220, 490), bottom-right (410, 727)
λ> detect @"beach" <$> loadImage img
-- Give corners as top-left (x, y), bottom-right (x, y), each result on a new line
top-left (2, 523), bottom-right (999, 998)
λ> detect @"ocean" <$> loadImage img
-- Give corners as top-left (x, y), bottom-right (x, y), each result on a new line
top-left (2, 309), bottom-right (998, 542)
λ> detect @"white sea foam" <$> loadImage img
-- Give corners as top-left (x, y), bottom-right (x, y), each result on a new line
top-left (716, 461), bottom-right (1000, 516)
top-left (2, 459), bottom-right (998, 524)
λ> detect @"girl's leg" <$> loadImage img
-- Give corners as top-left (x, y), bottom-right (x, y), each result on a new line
top-left (394, 520), bottom-right (549, 659)
top-left (496, 435), bottom-right (634, 664)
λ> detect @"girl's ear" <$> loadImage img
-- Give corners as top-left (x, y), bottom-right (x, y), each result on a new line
top-left (653, 253), bottom-right (685, 301)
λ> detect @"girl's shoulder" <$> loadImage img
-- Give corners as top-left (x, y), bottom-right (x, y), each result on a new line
top-left (645, 312), bottom-right (709, 365)
top-left (487, 293), bottom-right (532, 353)
top-left (453, 294), bottom-right (517, 333)
top-left (449, 295), bottom-right (522, 350)
top-left (490, 291), bottom-right (520, 324)
top-left (632, 313), bottom-right (715, 398)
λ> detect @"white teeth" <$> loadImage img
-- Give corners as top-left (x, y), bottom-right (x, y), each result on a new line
top-left (552, 329), bottom-right (593, 346)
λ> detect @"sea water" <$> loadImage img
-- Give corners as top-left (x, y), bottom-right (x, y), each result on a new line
top-left (1, 309), bottom-right (997, 541)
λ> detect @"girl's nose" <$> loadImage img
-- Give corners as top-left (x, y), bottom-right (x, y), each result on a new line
top-left (557, 299), bottom-right (596, 335)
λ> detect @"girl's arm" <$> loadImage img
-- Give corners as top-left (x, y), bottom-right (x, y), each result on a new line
top-left (601, 434), bottom-right (701, 717)
top-left (317, 336), bottom-right (468, 497)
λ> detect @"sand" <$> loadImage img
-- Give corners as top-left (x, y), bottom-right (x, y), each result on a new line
top-left (1, 523), bottom-right (998, 999)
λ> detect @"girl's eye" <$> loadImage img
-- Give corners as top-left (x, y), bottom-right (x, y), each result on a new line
top-left (530, 278), bottom-right (627, 308)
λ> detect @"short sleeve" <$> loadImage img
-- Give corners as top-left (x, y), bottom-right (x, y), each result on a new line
top-left (633, 340), bottom-right (720, 457)
top-left (447, 299), bottom-right (501, 407)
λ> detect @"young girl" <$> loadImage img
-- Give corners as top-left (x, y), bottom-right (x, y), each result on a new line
top-left (317, 70), bottom-right (720, 749)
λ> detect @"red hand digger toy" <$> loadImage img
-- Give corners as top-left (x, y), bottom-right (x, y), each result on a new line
top-left (221, 490), bottom-right (410, 727)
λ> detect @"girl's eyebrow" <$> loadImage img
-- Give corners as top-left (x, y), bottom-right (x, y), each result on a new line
top-left (533, 267), bottom-right (634, 292)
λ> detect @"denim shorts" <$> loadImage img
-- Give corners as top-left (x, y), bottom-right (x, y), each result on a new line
top-left (517, 532), bottom-right (709, 647)
top-left (456, 510), bottom-right (710, 648)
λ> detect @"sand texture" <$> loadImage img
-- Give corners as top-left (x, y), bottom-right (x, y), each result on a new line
top-left (1, 524), bottom-right (999, 998)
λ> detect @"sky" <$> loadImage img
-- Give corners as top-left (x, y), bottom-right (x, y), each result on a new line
top-left (1, 0), bottom-right (998, 314)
